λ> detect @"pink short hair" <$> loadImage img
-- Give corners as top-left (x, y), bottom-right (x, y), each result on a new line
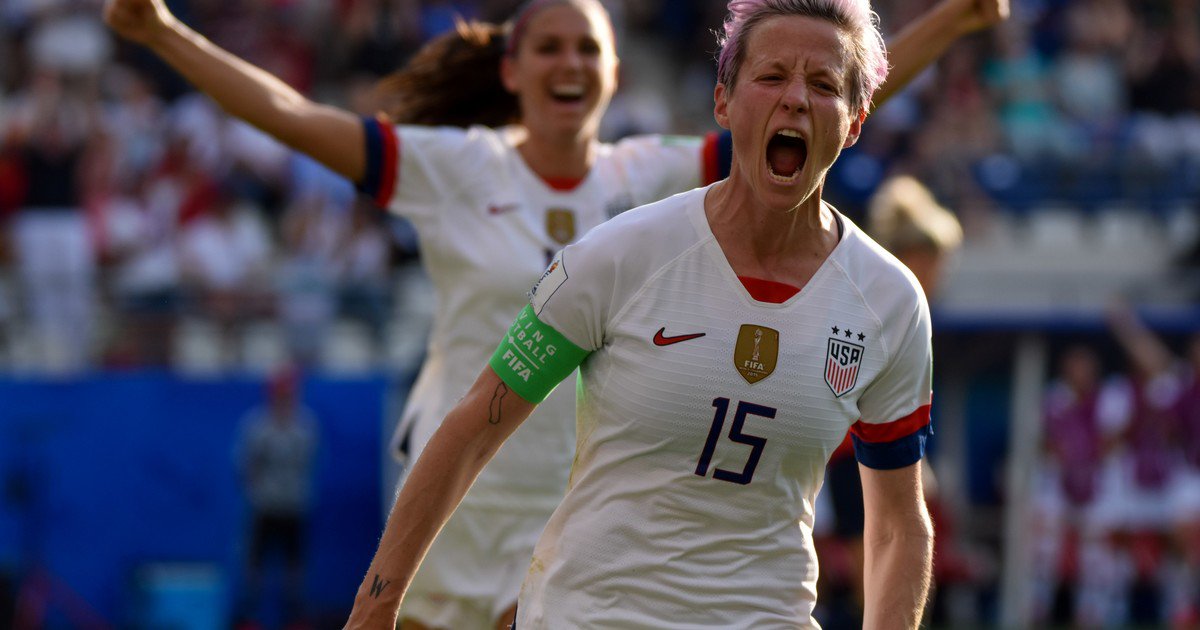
top-left (715, 0), bottom-right (888, 111)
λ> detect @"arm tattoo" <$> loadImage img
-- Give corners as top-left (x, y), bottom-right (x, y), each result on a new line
top-left (488, 382), bottom-right (509, 425)
top-left (369, 573), bottom-right (391, 598)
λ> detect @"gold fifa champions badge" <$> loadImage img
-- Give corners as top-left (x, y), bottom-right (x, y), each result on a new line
top-left (734, 325), bottom-right (779, 384)
top-left (545, 209), bottom-right (576, 245)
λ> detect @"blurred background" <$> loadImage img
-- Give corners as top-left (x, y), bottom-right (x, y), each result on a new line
top-left (0, 0), bottom-right (1198, 628)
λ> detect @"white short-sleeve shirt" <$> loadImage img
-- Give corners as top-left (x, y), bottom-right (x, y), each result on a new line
top-left (359, 121), bottom-right (722, 510)
top-left (513, 186), bottom-right (932, 627)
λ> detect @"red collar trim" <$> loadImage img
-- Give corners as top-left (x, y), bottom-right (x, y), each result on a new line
top-left (738, 276), bottom-right (801, 304)
top-left (542, 175), bottom-right (584, 191)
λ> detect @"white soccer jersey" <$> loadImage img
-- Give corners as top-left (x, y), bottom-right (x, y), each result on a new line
top-left (506, 186), bottom-right (932, 628)
top-left (360, 120), bottom-right (723, 510)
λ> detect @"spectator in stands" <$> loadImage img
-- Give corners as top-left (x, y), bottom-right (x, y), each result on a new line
top-left (1103, 305), bottom-right (1188, 626)
top-left (0, 144), bottom-right (18, 358)
top-left (1031, 344), bottom-right (1122, 627)
top-left (178, 180), bottom-right (273, 364)
top-left (1126, 0), bottom-right (1200, 170)
top-left (1174, 333), bottom-right (1200, 626)
top-left (99, 165), bottom-right (181, 367)
top-left (276, 182), bottom-right (340, 368)
top-left (334, 199), bottom-right (393, 343)
top-left (1105, 307), bottom-right (1200, 627)
top-left (235, 366), bottom-right (320, 630)
top-left (984, 20), bottom-right (1066, 160)
top-left (4, 69), bottom-right (102, 373)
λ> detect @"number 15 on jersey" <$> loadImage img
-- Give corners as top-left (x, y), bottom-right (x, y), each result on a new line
top-left (695, 398), bottom-right (777, 486)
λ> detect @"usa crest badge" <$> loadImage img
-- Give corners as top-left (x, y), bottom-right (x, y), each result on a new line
top-left (825, 337), bottom-right (864, 397)
top-left (545, 209), bottom-right (576, 245)
top-left (734, 325), bottom-right (779, 384)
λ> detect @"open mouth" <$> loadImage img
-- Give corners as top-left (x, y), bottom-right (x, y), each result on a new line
top-left (550, 84), bottom-right (586, 105)
top-left (766, 130), bottom-right (807, 183)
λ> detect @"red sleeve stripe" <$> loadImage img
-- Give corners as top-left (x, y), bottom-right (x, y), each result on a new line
top-left (702, 131), bottom-right (720, 185)
top-left (374, 117), bottom-right (399, 208)
top-left (850, 404), bottom-right (931, 443)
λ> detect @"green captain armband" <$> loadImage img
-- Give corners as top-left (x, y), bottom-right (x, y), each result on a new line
top-left (489, 305), bottom-right (590, 403)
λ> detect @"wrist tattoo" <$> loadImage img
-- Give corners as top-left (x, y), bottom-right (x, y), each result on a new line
top-left (369, 573), bottom-right (391, 599)
top-left (488, 382), bottom-right (509, 425)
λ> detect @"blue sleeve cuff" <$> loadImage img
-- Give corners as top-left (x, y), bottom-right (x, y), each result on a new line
top-left (356, 116), bottom-right (383, 198)
top-left (852, 422), bottom-right (932, 470)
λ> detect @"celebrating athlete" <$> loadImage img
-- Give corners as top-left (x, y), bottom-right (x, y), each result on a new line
top-left (103, 0), bottom-right (1006, 627)
top-left (345, 0), bottom-right (938, 627)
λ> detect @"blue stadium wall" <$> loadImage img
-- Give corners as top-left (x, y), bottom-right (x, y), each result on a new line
top-left (0, 373), bottom-right (391, 627)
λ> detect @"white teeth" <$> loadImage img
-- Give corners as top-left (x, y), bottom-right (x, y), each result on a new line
top-left (777, 129), bottom-right (802, 138)
top-left (768, 167), bottom-right (800, 183)
top-left (552, 85), bottom-right (585, 97)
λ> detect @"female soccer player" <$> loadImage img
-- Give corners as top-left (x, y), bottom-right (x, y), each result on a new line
top-left (104, 1), bottom-right (1005, 627)
top-left (345, 0), bottom-right (936, 627)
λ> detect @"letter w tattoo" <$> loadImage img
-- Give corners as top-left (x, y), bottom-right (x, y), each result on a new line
top-left (370, 574), bottom-right (391, 599)
top-left (488, 383), bottom-right (509, 425)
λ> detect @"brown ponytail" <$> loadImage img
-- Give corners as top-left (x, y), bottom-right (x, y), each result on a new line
top-left (376, 18), bottom-right (520, 128)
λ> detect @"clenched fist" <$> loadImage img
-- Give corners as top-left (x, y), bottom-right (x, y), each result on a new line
top-left (103, 0), bottom-right (177, 47)
top-left (959, 0), bottom-right (1010, 34)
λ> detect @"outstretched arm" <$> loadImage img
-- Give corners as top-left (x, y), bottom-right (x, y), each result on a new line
top-left (344, 366), bottom-right (536, 629)
top-left (860, 461), bottom-right (934, 630)
top-left (875, 0), bottom-right (1010, 108)
top-left (1107, 303), bottom-right (1174, 378)
top-left (103, 0), bottom-right (365, 181)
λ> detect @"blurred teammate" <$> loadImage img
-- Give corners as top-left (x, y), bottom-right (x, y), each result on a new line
top-left (103, 0), bottom-right (1006, 627)
top-left (816, 174), bottom-right (964, 624)
top-left (866, 175), bottom-right (964, 297)
top-left (347, 0), bottom-right (936, 626)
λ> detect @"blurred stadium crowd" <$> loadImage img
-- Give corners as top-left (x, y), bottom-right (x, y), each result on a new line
top-left (2, 0), bottom-right (1200, 628)
top-left (0, 0), bottom-right (1197, 374)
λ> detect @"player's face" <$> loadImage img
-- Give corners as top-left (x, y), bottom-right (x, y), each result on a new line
top-left (714, 15), bottom-right (864, 212)
top-left (1061, 346), bottom-right (1099, 393)
top-left (502, 2), bottom-right (618, 143)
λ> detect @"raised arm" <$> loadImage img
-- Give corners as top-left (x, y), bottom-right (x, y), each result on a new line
top-left (103, 0), bottom-right (365, 181)
top-left (344, 366), bottom-right (537, 628)
top-left (1107, 303), bottom-right (1174, 378)
top-left (859, 461), bottom-right (934, 630)
top-left (875, 0), bottom-right (1010, 108)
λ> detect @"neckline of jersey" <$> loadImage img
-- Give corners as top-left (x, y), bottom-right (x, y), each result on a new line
top-left (504, 129), bottom-right (594, 194)
top-left (737, 276), bottom-right (801, 303)
top-left (690, 185), bottom-right (851, 309)
top-left (542, 175), bottom-right (585, 191)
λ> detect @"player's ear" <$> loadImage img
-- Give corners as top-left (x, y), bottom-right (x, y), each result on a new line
top-left (501, 54), bottom-right (519, 94)
top-left (842, 107), bottom-right (866, 148)
top-left (714, 82), bottom-right (731, 130)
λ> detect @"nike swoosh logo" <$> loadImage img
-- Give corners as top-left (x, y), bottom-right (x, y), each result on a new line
top-left (653, 327), bottom-right (706, 346)
top-left (488, 203), bottom-right (520, 215)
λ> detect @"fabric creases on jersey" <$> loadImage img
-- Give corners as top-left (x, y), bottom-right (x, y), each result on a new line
top-left (356, 118), bottom-right (720, 513)
top-left (515, 186), bottom-right (933, 628)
